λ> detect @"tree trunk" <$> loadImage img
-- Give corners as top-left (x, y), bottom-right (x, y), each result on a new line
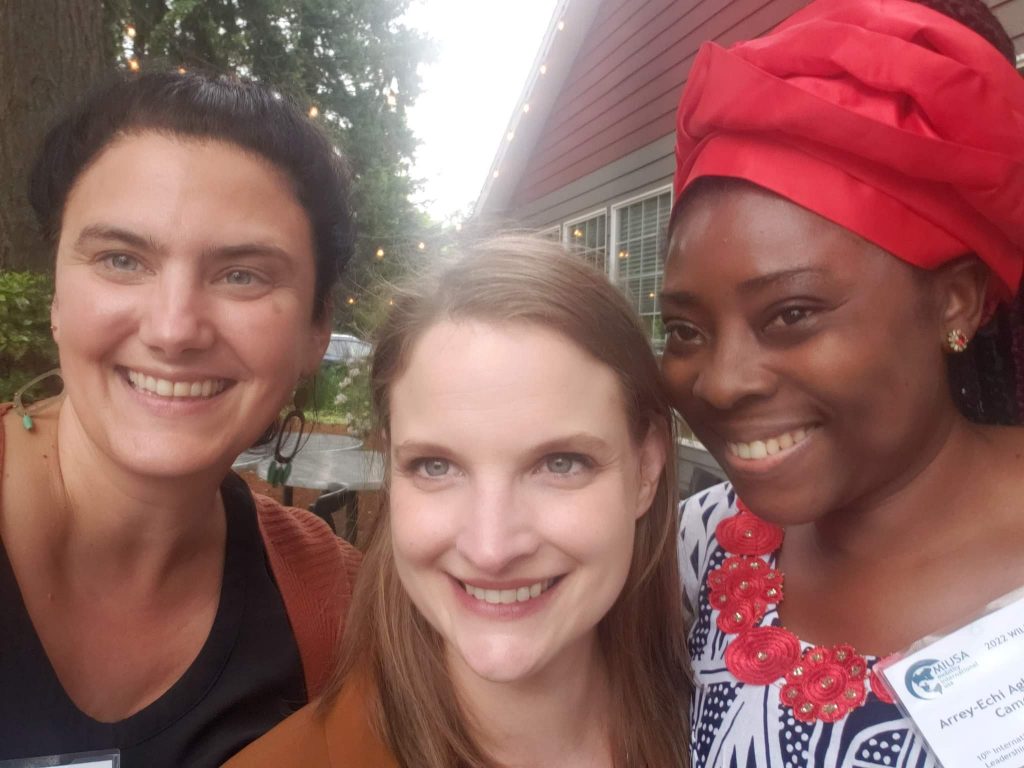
top-left (0, 0), bottom-right (105, 272)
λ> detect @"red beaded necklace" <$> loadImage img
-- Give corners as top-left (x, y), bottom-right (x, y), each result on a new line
top-left (709, 499), bottom-right (895, 723)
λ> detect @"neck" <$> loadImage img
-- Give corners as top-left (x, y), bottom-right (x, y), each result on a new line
top-left (451, 634), bottom-right (613, 768)
top-left (51, 399), bottom-right (227, 592)
top-left (805, 413), bottom-right (989, 563)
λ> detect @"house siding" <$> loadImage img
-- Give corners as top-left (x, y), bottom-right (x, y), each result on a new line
top-left (506, 0), bottom-right (1024, 227)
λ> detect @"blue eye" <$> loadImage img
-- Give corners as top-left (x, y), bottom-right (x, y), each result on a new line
top-left (106, 253), bottom-right (140, 271)
top-left (418, 458), bottom-right (450, 477)
top-left (544, 454), bottom-right (589, 474)
top-left (225, 270), bottom-right (256, 285)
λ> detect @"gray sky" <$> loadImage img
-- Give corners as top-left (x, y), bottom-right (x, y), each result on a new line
top-left (403, 0), bottom-right (560, 222)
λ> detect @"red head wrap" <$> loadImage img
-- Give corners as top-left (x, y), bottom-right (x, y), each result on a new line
top-left (673, 0), bottom-right (1024, 302)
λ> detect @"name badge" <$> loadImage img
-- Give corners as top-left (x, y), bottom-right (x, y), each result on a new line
top-left (878, 587), bottom-right (1024, 768)
top-left (0, 751), bottom-right (119, 768)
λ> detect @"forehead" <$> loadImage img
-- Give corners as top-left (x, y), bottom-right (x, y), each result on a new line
top-left (62, 132), bottom-right (306, 231)
top-left (389, 320), bottom-right (630, 445)
top-left (664, 182), bottom-right (895, 294)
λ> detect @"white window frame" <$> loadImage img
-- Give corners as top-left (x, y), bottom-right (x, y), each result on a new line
top-left (536, 224), bottom-right (561, 241)
top-left (609, 184), bottom-right (673, 345)
top-left (562, 206), bottom-right (610, 273)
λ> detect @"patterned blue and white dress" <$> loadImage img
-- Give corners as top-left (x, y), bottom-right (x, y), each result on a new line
top-left (680, 482), bottom-right (938, 768)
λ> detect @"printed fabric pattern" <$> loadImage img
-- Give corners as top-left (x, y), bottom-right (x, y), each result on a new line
top-left (680, 482), bottom-right (938, 768)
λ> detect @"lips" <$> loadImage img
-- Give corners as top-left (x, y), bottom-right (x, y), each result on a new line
top-left (125, 368), bottom-right (229, 399)
top-left (727, 426), bottom-right (815, 461)
top-left (461, 578), bottom-right (557, 605)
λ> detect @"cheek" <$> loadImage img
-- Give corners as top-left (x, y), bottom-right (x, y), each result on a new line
top-left (389, 481), bottom-right (451, 568)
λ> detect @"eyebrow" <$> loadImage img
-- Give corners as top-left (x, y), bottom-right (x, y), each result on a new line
top-left (74, 224), bottom-right (165, 254)
top-left (661, 267), bottom-right (830, 306)
top-left (73, 224), bottom-right (292, 262)
top-left (392, 433), bottom-right (612, 462)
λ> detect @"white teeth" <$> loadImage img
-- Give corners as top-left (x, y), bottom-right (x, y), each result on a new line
top-left (127, 370), bottom-right (227, 400)
top-left (729, 427), bottom-right (814, 462)
top-left (464, 578), bottom-right (554, 605)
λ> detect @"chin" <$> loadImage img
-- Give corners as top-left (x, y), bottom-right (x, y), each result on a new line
top-left (455, 639), bottom-right (544, 685)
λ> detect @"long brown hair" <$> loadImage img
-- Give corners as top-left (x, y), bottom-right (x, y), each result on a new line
top-left (321, 234), bottom-right (691, 767)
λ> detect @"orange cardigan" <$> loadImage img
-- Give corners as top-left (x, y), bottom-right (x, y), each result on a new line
top-left (254, 492), bottom-right (361, 697)
top-left (222, 676), bottom-right (398, 768)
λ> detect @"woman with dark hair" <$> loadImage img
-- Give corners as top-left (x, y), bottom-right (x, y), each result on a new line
top-left (662, 0), bottom-right (1024, 766)
top-left (225, 235), bottom-right (692, 767)
top-left (0, 71), bottom-right (360, 766)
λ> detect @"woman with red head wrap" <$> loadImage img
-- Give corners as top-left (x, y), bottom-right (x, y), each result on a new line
top-left (663, 0), bottom-right (1024, 766)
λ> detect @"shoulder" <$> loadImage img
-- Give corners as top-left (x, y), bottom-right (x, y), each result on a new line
top-left (252, 493), bottom-right (362, 697)
top-left (678, 482), bottom-right (736, 609)
top-left (253, 494), bottom-right (362, 585)
top-left (224, 675), bottom-right (398, 768)
top-left (222, 703), bottom-right (329, 767)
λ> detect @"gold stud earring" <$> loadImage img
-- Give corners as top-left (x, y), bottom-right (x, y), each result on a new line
top-left (945, 329), bottom-right (969, 353)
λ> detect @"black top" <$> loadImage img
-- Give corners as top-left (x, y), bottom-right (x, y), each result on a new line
top-left (0, 473), bottom-right (306, 767)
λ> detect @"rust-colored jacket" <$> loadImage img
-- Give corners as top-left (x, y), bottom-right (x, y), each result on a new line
top-left (222, 677), bottom-right (398, 768)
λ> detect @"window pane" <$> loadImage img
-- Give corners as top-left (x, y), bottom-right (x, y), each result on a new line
top-left (567, 213), bottom-right (608, 273)
top-left (614, 190), bottom-right (671, 348)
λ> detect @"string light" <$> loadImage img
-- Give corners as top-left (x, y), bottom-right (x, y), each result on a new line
top-left (539, 64), bottom-right (548, 75)
top-left (557, 19), bottom-right (565, 31)
top-left (177, 66), bottom-right (187, 74)
top-left (573, 228), bottom-right (583, 238)
top-left (308, 105), bottom-right (319, 118)
top-left (375, 247), bottom-right (385, 259)
top-left (648, 291), bottom-right (656, 298)
top-left (492, 170), bottom-right (500, 179)
top-left (126, 24), bottom-right (137, 38)
top-left (522, 103), bottom-right (531, 113)
top-left (417, 241), bottom-right (426, 251)
top-left (128, 58), bottom-right (140, 72)
top-left (618, 250), bottom-right (629, 260)
top-left (346, 297), bottom-right (356, 305)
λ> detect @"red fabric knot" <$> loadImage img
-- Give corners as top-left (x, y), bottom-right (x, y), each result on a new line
top-left (781, 645), bottom-right (868, 723)
top-left (870, 659), bottom-right (897, 704)
top-left (716, 600), bottom-right (763, 634)
top-left (708, 555), bottom-right (784, 633)
top-left (717, 504), bottom-right (784, 555)
top-left (725, 626), bottom-right (802, 685)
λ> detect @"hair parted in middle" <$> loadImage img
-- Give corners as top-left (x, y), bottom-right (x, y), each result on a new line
top-left (320, 233), bottom-right (691, 768)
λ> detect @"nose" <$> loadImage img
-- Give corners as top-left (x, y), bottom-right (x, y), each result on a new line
top-left (137, 267), bottom-right (215, 357)
top-left (691, 326), bottom-right (777, 411)
top-left (455, 479), bottom-right (540, 575)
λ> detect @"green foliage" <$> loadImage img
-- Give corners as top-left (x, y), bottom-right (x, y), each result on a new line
top-left (314, 360), bottom-right (371, 435)
top-left (104, 0), bottom-right (436, 334)
top-left (0, 272), bottom-right (58, 401)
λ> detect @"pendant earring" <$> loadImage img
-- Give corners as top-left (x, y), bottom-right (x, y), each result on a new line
top-left (12, 369), bottom-right (63, 431)
top-left (945, 329), bottom-right (969, 354)
top-left (267, 379), bottom-right (312, 487)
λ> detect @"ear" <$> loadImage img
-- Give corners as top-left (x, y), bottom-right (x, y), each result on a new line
top-left (633, 422), bottom-right (668, 520)
top-left (303, 310), bottom-right (333, 376)
top-left (50, 298), bottom-right (60, 344)
top-left (933, 257), bottom-right (989, 341)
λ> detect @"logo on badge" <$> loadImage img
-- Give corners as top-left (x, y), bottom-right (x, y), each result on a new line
top-left (906, 659), bottom-right (944, 700)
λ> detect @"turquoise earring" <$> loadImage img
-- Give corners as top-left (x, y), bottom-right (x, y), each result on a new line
top-left (13, 369), bottom-right (63, 431)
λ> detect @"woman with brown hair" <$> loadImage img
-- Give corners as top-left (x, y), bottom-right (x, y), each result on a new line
top-left (226, 235), bottom-right (691, 767)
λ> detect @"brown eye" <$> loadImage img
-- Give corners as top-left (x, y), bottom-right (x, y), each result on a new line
top-left (667, 322), bottom-right (704, 344)
top-left (777, 307), bottom-right (812, 326)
